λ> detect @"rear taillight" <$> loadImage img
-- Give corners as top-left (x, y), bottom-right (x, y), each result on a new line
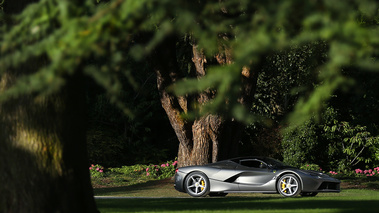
top-left (175, 169), bottom-right (178, 173)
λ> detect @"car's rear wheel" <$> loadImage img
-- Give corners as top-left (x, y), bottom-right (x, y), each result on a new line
top-left (277, 174), bottom-right (301, 197)
top-left (184, 172), bottom-right (210, 197)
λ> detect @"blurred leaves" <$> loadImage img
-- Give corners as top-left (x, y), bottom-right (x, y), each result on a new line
top-left (0, 0), bottom-right (378, 124)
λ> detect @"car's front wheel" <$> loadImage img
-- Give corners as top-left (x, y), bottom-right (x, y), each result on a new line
top-left (277, 174), bottom-right (301, 197)
top-left (184, 172), bottom-right (210, 197)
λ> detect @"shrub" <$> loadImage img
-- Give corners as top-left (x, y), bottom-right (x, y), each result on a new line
top-left (283, 107), bottom-right (379, 171)
top-left (107, 159), bottom-right (178, 180)
top-left (109, 164), bottom-right (146, 178)
top-left (300, 164), bottom-right (322, 172)
top-left (354, 167), bottom-right (379, 177)
top-left (145, 160), bottom-right (178, 179)
top-left (89, 164), bottom-right (105, 178)
top-left (282, 119), bottom-right (320, 168)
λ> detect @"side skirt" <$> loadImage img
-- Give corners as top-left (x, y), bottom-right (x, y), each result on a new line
top-left (222, 191), bottom-right (278, 194)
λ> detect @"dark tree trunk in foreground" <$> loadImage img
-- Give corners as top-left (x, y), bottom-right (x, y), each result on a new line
top-left (0, 2), bottom-right (98, 212)
top-left (0, 73), bottom-right (98, 213)
top-left (152, 36), bottom-right (258, 167)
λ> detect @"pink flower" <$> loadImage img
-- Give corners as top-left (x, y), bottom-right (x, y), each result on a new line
top-left (355, 169), bottom-right (363, 174)
top-left (172, 161), bottom-right (178, 166)
top-left (146, 172), bottom-right (150, 176)
top-left (99, 170), bottom-right (103, 173)
top-left (161, 164), bottom-right (166, 167)
top-left (96, 167), bottom-right (100, 171)
top-left (166, 163), bottom-right (169, 167)
top-left (89, 167), bottom-right (92, 170)
top-left (146, 168), bottom-right (149, 172)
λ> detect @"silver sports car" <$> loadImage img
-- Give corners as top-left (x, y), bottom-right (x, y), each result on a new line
top-left (174, 156), bottom-right (340, 197)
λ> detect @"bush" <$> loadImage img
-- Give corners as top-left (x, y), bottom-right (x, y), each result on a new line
top-left (354, 167), bottom-right (379, 177)
top-left (108, 159), bottom-right (178, 180)
top-left (89, 164), bottom-right (106, 178)
top-left (300, 163), bottom-right (322, 172)
top-left (326, 166), bottom-right (379, 179)
top-left (144, 160), bottom-right (178, 179)
top-left (283, 107), bottom-right (379, 171)
top-left (282, 119), bottom-right (321, 168)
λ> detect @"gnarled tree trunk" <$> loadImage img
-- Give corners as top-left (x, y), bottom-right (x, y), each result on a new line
top-left (152, 35), bottom-right (258, 167)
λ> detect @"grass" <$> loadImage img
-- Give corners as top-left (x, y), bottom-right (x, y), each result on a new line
top-left (94, 178), bottom-right (185, 197)
top-left (92, 164), bottom-right (379, 212)
top-left (94, 178), bottom-right (379, 212)
top-left (96, 189), bottom-right (379, 213)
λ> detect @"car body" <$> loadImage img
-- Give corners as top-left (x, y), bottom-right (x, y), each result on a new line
top-left (174, 156), bottom-right (340, 197)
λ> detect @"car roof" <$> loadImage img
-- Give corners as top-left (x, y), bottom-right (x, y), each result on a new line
top-left (228, 156), bottom-right (267, 163)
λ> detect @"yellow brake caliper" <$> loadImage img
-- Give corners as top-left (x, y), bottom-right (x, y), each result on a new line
top-left (201, 180), bottom-right (205, 191)
top-left (281, 179), bottom-right (286, 193)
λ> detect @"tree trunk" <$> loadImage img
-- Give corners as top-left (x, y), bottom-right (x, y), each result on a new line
top-left (0, 2), bottom-right (98, 212)
top-left (152, 35), bottom-right (258, 167)
top-left (0, 72), bottom-right (98, 213)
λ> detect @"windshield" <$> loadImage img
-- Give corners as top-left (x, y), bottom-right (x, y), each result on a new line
top-left (229, 156), bottom-right (295, 169)
top-left (263, 157), bottom-right (294, 168)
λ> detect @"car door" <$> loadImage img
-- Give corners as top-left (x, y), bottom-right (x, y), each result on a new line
top-left (235, 159), bottom-right (276, 191)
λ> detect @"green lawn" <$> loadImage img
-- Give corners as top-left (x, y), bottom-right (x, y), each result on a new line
top-left (96, 189), bottom-right (379, 213)
top-left (94, 178), bottom-right (379, 213)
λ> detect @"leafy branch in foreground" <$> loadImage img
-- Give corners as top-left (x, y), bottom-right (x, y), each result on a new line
top-left (1, 0), bottom-right (378, 123)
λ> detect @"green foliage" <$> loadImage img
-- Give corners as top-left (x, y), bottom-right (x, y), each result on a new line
top-left (1, 0), bottom-right (377, 124)
top-left (282, 118), bottom-right (320, 168)
top-left (253, 42), bottom-right (326, 120)
top-left (89, 164), bottom-right (105, 178)
top-left (242, 43), bottom-right (328, 159)
top-left (108, 159), bottom-right (177, 180)
top-left (323, 115), bottom-right (379, 171)
top-left (90, 159), bottom-right (177, 187)
top-left (109, 164), bottom-right (146, 178)
top-left (300, 164), bottom-right (322, 172)
top-left (283, 107), bottom-right (379, 171)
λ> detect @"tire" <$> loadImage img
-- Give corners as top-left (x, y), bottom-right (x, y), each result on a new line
top-left (277, 174), bottom-right (301, 197)
top-left (301, 192), bottom-right (318, 197)
top-left (184, 172), bottom-right (210, 197)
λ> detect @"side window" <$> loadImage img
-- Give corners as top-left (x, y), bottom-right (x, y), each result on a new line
top-left (240, 160), bottom-right (267, 169)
